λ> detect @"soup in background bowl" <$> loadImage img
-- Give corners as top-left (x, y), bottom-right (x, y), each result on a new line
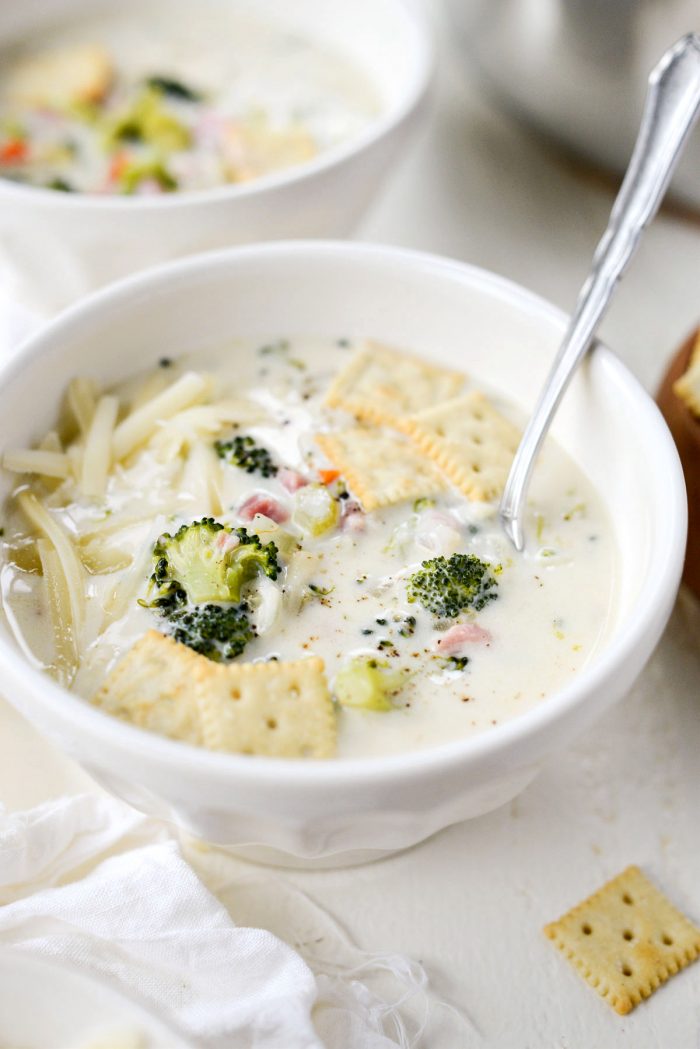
top-left (0, 1), bottom-right (380, 195)
top-left (0, 0), bottom-right (431, 312)
top-left (0, 242), bottom-right (685, 864)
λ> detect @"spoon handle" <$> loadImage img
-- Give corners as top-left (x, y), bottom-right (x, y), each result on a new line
top-left (500, 33), bottom-right (700, 551)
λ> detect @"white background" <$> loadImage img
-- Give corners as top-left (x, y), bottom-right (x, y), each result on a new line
top-left (1, 6), bottom-right (700, 1047)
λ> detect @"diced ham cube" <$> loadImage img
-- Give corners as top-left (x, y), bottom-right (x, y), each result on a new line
top-left (343, 511), bottom-right (366, 534)
top-left (435, 622), bottom-right (491, 653)
top-left (239, 493), bottom-right (289, 524)
top-left (341, 499), bottom-right (365, 532)
top-left (278, 467), bottom-right (308, 493)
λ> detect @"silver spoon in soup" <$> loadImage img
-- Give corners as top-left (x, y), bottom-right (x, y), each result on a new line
top-left (500, 33), bottom-right (700, 551)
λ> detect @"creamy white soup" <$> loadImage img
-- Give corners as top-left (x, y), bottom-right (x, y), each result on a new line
top-left (0, 2), bottom-right (378, 194)
top-left (0, 337), bottom-right (617, 759)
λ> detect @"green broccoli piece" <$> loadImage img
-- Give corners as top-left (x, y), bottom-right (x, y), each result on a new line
top-left (215, 435), bottom-right (278, 477)
top-left (406, 553), bottom-right (498, 618)
top-left (46, 177), bottom-right (75, 192)
top-left (106, 86), bottom-right (191, 152)
top-left (165, 602), bottom-right (255, 662)
top-left (145, 75), bottom-right (203, 102)
top-left (145, 578), bottom-right (187, 615)
top-left (147, 517), bottom-right (279, 605)
top-left (118, 158), bottom-right (178, 194)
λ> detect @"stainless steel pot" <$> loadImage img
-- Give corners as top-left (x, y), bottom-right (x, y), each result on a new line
top-left (446, 0), bottom-right (700, 208)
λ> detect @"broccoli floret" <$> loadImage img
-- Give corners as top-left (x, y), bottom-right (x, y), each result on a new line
top-left (406, 553), bottom-right (498, 618)
top-left (47, 177), bottom-right (74, 192)
top-left (107, 86), bottom-right (191, 152)
top-left (147, 517), bottom-right (279, 605)
top-left (119, 158), bottom-right (178, 194)
top-left (145, 75), bottom-right (203, 102)
top-left (215, 435), bottom-right (278, 477)
top-left (145, 578), bottom-right (187, 615)
top-left (165, 602), bottom-right (255, 662)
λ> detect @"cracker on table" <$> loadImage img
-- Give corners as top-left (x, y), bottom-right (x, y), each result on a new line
top-left (316, 428), bottom-right (445, 512)
top-left (324, 341), bottom-right (464, 427)
top-left (544, 865), bottom-right (700, 1015)
top-left (194, 655), bottom-right (336, 759)
top-left (93, 632), bottom-right (336, 758)
top-left (673, 331), bottom-right (700, 418)
top-left (401, 391), bottom-right (520, 501)
top-left (4, 44), bottom-right (114, 107)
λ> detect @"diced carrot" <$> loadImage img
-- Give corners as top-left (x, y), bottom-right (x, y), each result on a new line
top-left (319, 469), bottom-right (340, 485)
top-left (108, 152), bottom-right (129, 182)
top-left (0, 139), bottom-right (28, 164)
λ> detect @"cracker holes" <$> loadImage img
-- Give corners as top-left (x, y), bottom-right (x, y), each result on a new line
top-left (662, 933), bottom-right (674, 946)
top-left (622, 893), bottom-right (634, 905)
top-left (622, 929), bottom-right (634, 941)
top-left (621, 963), bottom-right (633, 977)
top-left (230, 688), bottom-right (241, 700)
top-left (266, 718), bottom-right (277, 730)
top-left (582, 923), bottom-right (593, 935)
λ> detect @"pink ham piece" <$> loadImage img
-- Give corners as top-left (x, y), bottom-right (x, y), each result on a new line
top-left (341, 499), bottom-right (365, 533)
top-left (238, 493), bottom-right (289, 524)
top-left (278, 467), bottom-right (308, 493)
top-left (435, 622), bottom-right (491, 653)
top-left (343, 511), bottom-right (366, 534)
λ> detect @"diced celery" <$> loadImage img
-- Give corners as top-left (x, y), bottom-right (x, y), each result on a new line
top-left (334, 656), bottom-right (407, 712)
top-left (293, 483), bottom-right (339, 537)
top-left (119, 159), bottom-right (177, 194)
top-left (105, 87), bottom-right (191, 152)
top-left (249, 514), bottom-right (299, 559)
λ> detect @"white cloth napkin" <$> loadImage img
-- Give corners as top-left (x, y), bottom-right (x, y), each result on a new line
top-left (0, 795), bottom-right (320, 1048)
top-left (0, 795), bottom-right (455, 1049)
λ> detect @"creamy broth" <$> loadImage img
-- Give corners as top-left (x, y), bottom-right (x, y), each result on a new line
top-left (0, 337), bottom-right (617, 759)
top-left (0, 2), bottom-right (379, 194)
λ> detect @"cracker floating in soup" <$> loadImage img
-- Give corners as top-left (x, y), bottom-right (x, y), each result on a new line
top-left (324, 340), bottom-right (464, 427)
top-left (95, 631), bottom-right (335, 758)
top-left (401, 391), bottom-right (521, 501)
top-left (315, 428), bottom-right (445, 512)
top-left (0, 336), bottom-right (617, 759)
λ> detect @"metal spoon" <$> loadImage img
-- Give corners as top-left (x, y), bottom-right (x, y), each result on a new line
top-left (500, 33), bottom-right (700, 551)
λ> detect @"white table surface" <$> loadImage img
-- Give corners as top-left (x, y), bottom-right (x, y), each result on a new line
top-left (2, 7), bottom-right (700, 1048)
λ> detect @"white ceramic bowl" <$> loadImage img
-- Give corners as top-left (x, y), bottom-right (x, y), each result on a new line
top-left (0, 0), bottom-right (431, 313)
top-left (0, 242), bottom-right (686, 865)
